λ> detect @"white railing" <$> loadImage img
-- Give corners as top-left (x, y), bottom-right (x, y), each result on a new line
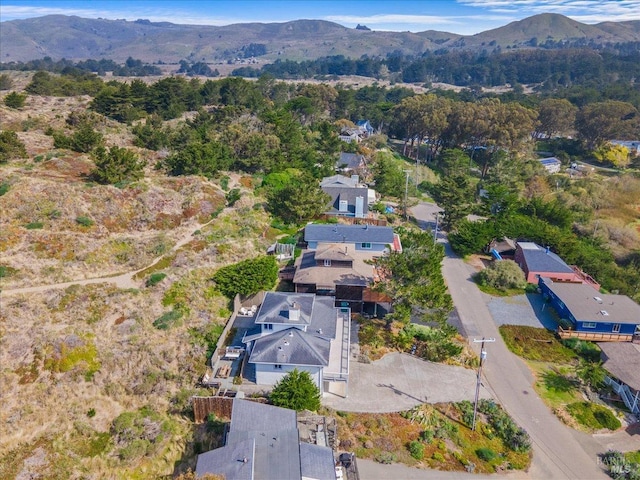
top-left (605, 376), bottom-right (640, 414)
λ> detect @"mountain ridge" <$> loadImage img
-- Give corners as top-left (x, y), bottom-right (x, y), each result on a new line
top-left (1, 13), bottom-right (639, 63)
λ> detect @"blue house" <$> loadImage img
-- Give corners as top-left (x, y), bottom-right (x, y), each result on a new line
top-left (539, 277), bottom-right (640, 342)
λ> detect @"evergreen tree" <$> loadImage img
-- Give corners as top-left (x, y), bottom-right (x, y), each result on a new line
top-left (91, 146), bottom-right (145, 184)
top-left (270, 369), bottom-right (321, 411)
top-left (4, 92), bottom-right (27, 109)
top-left (0, 130), bottom-right (27, 163)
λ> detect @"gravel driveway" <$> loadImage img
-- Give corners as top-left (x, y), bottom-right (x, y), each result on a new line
top-left (486, 293), bottom-right (558, 330)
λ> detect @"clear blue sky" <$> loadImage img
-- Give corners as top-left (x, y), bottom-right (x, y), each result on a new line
top-left (1, 1), bottom-right (639, 35)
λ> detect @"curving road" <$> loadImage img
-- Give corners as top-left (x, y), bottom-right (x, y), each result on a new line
top-left (412, 203), bottom-right (607, 480)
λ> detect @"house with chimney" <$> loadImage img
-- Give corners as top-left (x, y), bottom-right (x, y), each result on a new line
top-left (242, 292), bottom-right (350, 397)
top-left (320, 174), bottom-right (375, 218)
top-left (293, 224), bottom-right (400, 313)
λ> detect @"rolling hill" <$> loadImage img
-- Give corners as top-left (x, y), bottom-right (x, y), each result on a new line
top-left (0, 13), bottom-right (639, 64)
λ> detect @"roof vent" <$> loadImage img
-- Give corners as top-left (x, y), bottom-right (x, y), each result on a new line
top-left (600, 310), bottom-right (609, 316)
top-left (283, 341), bottom-right (290, 346)
top-left (594, 296), bottom-right (603, 303)
top-left (288, 331), bottom-right (294, 337)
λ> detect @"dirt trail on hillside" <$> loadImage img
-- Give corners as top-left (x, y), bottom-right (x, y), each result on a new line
top-left (1, 211), bottom-right (224, 297)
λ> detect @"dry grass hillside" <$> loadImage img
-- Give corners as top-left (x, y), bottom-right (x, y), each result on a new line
top-left (0, 83), bottom-right (279, 478)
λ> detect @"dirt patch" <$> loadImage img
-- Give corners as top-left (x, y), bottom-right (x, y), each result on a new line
top-left (467, 254), bottom-right (490, 272)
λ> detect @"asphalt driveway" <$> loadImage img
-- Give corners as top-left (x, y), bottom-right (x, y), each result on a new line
top-left (322, 352), bottom-right (491, 413)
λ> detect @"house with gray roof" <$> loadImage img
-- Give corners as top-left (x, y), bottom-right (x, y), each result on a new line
top-left (514, 242), bottom-right (600, 289)
top-left (242, 292), bottom-right (350, 397)
top-left (539, 277), bottom-right (640, 342)
top-left (304, 223), bottom-right (398, 252)
top-left (294, 224), bottom-right (399, 313)
top-left (196, 398), bottom-right (336, 480)
top-left (599, 342), bottom-right (640, 414)
top-left (320, 174), bottom-right (375, 218)
top-left (336, 152), bottom-right (367, 174)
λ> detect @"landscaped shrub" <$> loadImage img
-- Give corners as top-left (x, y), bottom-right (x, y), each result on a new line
top-left (478, 399), bottom-right (531, 453)
top-left (476, 447), bottom-right (497, 461)
top-left (594, 408), bottom-right (622, 431)
top-left (0, 182), bottom-right (10, 196)
top-left (25, 221), bottom-right (44, 229)
top-left (408, 440), bottom-right (425, 460)
top-left (567, 402), bottom-right (621, 431)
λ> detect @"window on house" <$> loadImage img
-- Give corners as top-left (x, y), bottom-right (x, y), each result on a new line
top-left (265, 324), bottom-right (273, 330)
top-left (324, 259), bottom-right (331, 267)
top-left (612, 324), bottom-right (621, 333)
top-left (274, 364), bottom-right (282, 370)
top-left (582, 322), bottom-right (597, 329)
top-left (361, 242), bottom-right (371, 249)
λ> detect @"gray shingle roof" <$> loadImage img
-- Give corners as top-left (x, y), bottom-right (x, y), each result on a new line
top-left (195, 438), bottom-right (255, 479)
top-left (320, 174), bottom-right (358, 187)
top-left (321, 186), bottom-right (369, 216)
top-left (249, 328), bottom-right (331, 366)
top-left (542, 278), bottom-right (640, 324)
top-left (230, 398), bottom-right (297, 433)
top-left (254, 292), bottom-right (315, 326)
top-left (599, 342), bottom-right (640, 391)
top-left (337, 152), bottom-right (365, 170)
top-left (300, 442), bottom-right (339, 480)
top-left (305, 223), bottom-right (394, 245)
top-left (196, 399), bottom-right (336, 480)
top-left (519, 242), bottom-right (574, 274)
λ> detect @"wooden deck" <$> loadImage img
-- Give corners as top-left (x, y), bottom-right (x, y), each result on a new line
top-left (558, 327), bottom-right (633, 342)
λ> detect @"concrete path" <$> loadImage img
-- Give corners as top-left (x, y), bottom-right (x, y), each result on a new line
top-left (412, 202), bottom-right (608, 480)
top-left (323, 352), bottom-right (490, 413)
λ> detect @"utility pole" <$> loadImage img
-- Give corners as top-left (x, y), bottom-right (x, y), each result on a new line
top-left (403, 170), bottom-right (410, 221)
top-left (433, 212), bottom-right (440, 243)
top-left (472, 337), bottom-right (496, 431)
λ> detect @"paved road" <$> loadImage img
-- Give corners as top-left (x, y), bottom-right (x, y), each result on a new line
top-left (412, 203), bottom-right (608, 480)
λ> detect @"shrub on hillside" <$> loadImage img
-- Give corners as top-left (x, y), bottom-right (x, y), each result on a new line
top-left (475, 259), bottom-right (526, 291)
top-left (212, 255), bottom-right (278, 298)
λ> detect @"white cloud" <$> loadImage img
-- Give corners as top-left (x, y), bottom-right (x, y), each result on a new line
top-left (457, 0), bottom-right (640, 22)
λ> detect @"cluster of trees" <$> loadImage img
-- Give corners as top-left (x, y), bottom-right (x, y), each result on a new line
top-left (231, 49), bottom-right (640, 90)
top-left (1, 56), bottom-right (161, 76)
top-left (177, 60), bottom-right (219, 77)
